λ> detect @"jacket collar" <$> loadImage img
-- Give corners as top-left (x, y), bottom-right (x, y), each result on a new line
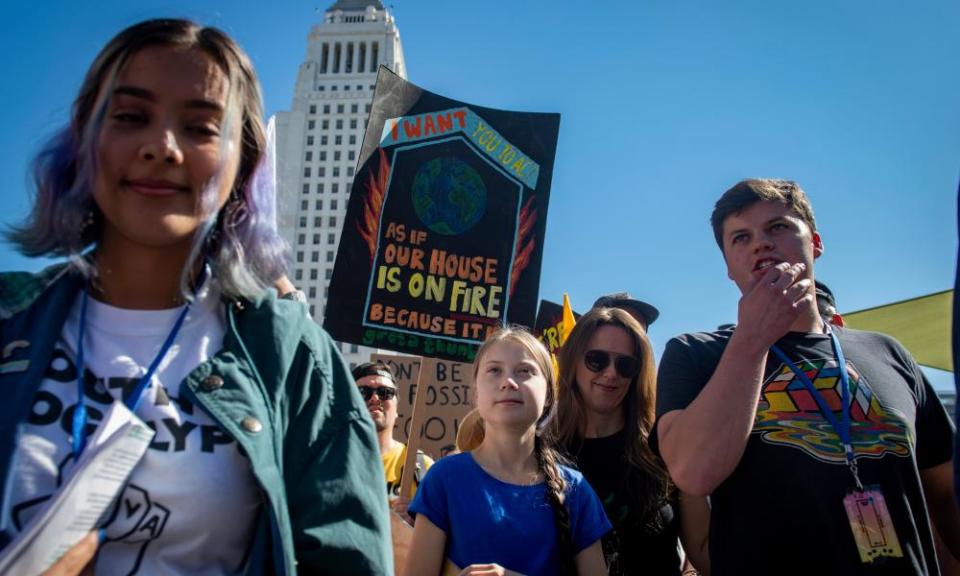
top-left (0, 262), bottom-right (75, 321)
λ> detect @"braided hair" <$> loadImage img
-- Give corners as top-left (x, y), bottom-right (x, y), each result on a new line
top-left (473, 326), bottom-right (578, 575)
top-left (536, 435), bottom-right (577, 576)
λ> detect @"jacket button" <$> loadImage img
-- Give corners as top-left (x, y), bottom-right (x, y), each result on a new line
top-left (201, 375), bottom-right (224, 392)
top-left (241, 417), bottom-right (263, 433)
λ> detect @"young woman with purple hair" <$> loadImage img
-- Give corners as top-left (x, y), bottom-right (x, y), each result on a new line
top-left (0, 19), bottom-right (390, 575)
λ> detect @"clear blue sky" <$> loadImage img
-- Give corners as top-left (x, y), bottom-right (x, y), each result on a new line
top-left (2, 1), bottom-right (957, 387)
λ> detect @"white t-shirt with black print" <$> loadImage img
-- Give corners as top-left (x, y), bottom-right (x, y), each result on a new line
top-left (4, 281), bottom-right (261, 575)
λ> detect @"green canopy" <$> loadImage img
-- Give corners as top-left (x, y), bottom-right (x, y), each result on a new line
top-left (843, 290), bottom-right (952, 372)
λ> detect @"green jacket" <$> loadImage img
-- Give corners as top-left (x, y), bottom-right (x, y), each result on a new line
top-left (0, 264), bottom-right (392, 575)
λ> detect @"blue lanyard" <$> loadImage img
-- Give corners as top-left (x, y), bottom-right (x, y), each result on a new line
top-left (769, 327), bottom-right (864, 490)
top-left (71, 272), bottom-right (204, 458)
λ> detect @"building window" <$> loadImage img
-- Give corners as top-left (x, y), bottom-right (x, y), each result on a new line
top-left (323, 104), bottom-right (330, 114)
top-left (348, 150), bottom-right (355, 161)
top-left (331, 85), bottom-right (337, 91)
top-left (328, 233), bottom-right (336, 244)
top-left (296, 251), bottom-right (304, 263)
top-left (310, 304), bottom-right (316, 317)
top-left (305, 151), bottom-right (312, 161)
top-left (325, 287), bottom-right (329, 298)
top-left (334, 151), bottom-right (341, 161)
top-left (295, 269), bottom-right (303, 281)
top-left (299, 216), bottom-right (307, 227)
top-left (308, 120), bottom-right (315, 130)
top-left (332, 183), bottom-right (339, 193)
top-left (331, 199), bottom-right (338, 210)
top-left (326, 251), bottom-right (334, 262)
top-left (350, 119), bottom-right (357, 129)
top-left (297, 233), bottom-right (305, 244)
top-left (325, 269), bottom-right (333, 280)
top-left (300, 200), bottom-right (308, 210)
top-left (334, 119), bottom-right (342, 130)
top-left (309, 104), bottom-right (316, 114)
top-left (344, 84), bottom-right (351, 91)
top-left (302, 183), bottom-right (309, 194)
top-left (347, 167), bottom-right (354, 177)
top-left (337, 104), bottom-right (344, 114)
top-left (315, 199), bottom-right (323, 210)
top-left (318, 167), bottom-right (325, 177)
top-left (335, 135), bottom-right (342, 145)
top-left (320, 44), bottom-right (329, 74)
top-left (309, 287), bottom-right (317, 298)
top-left (311, 252), bottom-right (320, 263)
top-left (329, 216), bottom-right (337, 227)
top-left (313, 233), bottom-right (320, 245)
top-left (370, 42), bottom-right (379, 72)
top-left (314, 216), bottom-right (322, 226)
top-left (316, 183), bottom-right (324, 194)
top-left (320, 151), bottom-right (327, 161)
top-left (333, 167), bottom-right (340, 177)
top-left (345, 42), bottom-right (354, 73)
top-left (310, 269), bottom-right (318, 280)
top-left (333, 42), bottom-right (342, 74)
top-left (351, 104), bottom-right (359, 114)
top-left (349, 135), bottom-right (356, 145)
top-left (322, 119), bottom-right (329, 130)
top-left (307, 136), bottom-right (314, 145)
top-left (321, 136), bottom-right (328, 145)
top-left (303, 167), bottom-right (311, 177)
top-left (358, 43), bottom-right (366, 72)
top-left (318, 85), bottom-right (325, 91)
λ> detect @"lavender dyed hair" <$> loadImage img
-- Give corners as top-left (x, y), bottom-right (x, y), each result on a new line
top-left (6, 18), bottom-right (288, 300)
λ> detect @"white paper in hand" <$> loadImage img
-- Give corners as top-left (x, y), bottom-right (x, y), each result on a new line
top-left (0, 401), bottom-right (154, 574)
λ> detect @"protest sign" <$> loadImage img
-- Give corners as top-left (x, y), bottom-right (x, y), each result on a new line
top-left (373, 353), bottom-right (474, 460)
top-left (534, 299), bottom-right (580, 357)
top-left (325, 68), bottom-right (560, 362)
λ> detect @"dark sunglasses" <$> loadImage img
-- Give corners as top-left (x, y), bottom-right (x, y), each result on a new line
top-left (359, 386), bottom-right (397, 401)
top-left (583, 349), bottom-right (641, 379)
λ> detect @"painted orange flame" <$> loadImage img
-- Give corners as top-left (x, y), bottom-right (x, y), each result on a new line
top-left (509, 195), bottom-right (538, 296)
top-left (356, 148), bottom-right (390, 264)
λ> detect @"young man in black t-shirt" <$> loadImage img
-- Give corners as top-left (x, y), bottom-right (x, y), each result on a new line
top-left (654, 179), bottom-right (960, 575)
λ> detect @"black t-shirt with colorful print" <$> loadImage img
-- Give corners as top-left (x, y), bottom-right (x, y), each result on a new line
top-left (655, 327), bottom-right (954, 576)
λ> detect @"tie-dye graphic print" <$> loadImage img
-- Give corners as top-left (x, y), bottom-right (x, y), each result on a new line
top-left (755, 357), bottom-right (912, 463)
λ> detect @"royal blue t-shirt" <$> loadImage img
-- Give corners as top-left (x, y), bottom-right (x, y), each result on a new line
top-left (410, 451), bottom-right (611, 575)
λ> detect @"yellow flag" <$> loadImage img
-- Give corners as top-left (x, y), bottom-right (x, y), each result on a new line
top-left (560, 293), bottom-right (576, 346)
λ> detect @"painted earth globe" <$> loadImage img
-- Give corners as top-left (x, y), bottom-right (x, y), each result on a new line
top-left (411, 157), bottom-right (487, 236)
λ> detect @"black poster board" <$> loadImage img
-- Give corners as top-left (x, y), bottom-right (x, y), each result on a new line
top-left (324, 68), bottom-right (560, 362)
top-left (533, 299), bottom-right (581, 356)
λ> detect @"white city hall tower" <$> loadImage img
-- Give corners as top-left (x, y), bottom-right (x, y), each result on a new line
top-left (276, 0), bottom-right (407, 369)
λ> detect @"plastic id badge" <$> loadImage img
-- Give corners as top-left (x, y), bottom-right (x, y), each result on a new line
top-left (843, 486), bottom-right (903, 563)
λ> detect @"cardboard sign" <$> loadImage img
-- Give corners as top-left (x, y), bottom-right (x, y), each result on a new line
top-left (533, 299), bottom-right (580, 356)
top-left (372, 353), bottom-right (474, 460)
top-left (325, 68), bottom-right (560, 362)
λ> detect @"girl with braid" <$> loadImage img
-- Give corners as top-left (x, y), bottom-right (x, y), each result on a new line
top-left (405, 327), bottom-right (611, 576)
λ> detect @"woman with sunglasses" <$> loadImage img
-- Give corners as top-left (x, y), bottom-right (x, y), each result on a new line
top-left (0, 19), bottom-right (390, 575)
top-left (556, 307), bottom-right (708, 576)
